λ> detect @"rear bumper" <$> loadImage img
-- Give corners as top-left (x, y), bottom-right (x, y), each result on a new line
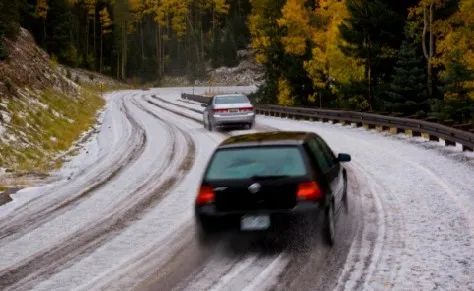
top-left (196, 201), bottom-right (321, 218)
top-left (212, 113), bottom-right (255, 126)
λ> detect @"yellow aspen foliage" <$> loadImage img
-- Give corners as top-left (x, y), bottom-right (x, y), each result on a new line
top-left (84, 0), bottom-right (97, 17)
top-left (146, 0), bottom-right (192, 38)
top-left (277, 77), bottom-right (294, 106)
top-left (304, 0), bottom-right (363, 93)
top-left (248, 0), bottom-right (281, 64)
top-left (35, 0), bottom-right (48, 19)
top-left (277, 0), bottom-right (311, 56)
top-left (436, 0), bottom-right (474, 99)
top-left (99, 7), bottom-right (113, 35)
top-left (212, 0), bottom-right (230, 15)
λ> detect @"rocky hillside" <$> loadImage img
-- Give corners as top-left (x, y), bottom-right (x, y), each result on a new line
top-left (0, 29), bottom-right (78, 100)
top-left (207, 49), bottom-right (264, 86)
top-left (0, 28), bottom-right (104, 184)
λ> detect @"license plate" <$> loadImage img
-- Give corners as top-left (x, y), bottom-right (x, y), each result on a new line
top-left (240, 215), bottom-right (270, 231)
top-left (229, 109), bottom-right (238, 112)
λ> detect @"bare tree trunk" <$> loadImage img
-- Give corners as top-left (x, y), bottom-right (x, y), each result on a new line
top-left (93, 14), bottom-right (97, 66)
top-left (367, 36), bottom-right (373, 110)
top-left (116, 52), bottom-right (120, 79)
top-left (155, 23), bottom-right (161, 77)
top-left (121, 21), bottom-right (127, 80)
top-left (161, 24), bottom-right (165, 75)
top-left (86, 18), bottom-right (89, 58)
top-left (140, 20), bottom-right (145, 61)
top-left (422, 3), bottom-right (434, 98)
top-left (100, 32), bottom-right (103, 73)
top-left (43, 19), bottom-right (47, 47)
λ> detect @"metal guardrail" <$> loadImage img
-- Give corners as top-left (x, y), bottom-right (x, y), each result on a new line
top-left (181, 93), bottom-right (212, 104)
top-left (181, 93), bottom-right (474, 151)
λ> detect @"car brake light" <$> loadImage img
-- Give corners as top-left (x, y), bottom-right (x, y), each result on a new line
top-left (239, 106), bottom-right (253, 112)
top-left (196, 185), bottom-right (215, 205)
top-left (297, 181), bottom-right (322, 200)
top-left (213, 108), bottom-right (228, 113)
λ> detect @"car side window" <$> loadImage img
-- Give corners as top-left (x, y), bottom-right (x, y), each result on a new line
top-left (315, 137), bottom-right (336, 167)
top-left (307, 139), bottom-right (331, 172)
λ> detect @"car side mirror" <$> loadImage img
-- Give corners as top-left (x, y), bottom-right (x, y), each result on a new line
top-left (337, 153), bottom-right (351, 163)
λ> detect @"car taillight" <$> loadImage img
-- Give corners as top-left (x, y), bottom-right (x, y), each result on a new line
top-left (213, 108), bottom-right (229, 113)
top-left (239, 106), bottom-right (253, 112)
top-left (297, 181), bottom-right (322, 201)
top-left (196, 185), bottom-right (215, 205)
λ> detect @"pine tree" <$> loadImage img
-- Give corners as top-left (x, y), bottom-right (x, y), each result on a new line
top-left (0, 0), bottom-right (20, 59)
top-left (385, 40), bottom-right (428, 115)
top-left (440, 52), bottom-right (474, 123)
top-left (99, 7), bottom-right (112, 73)
top-left (45, 0), bottom-right (75, 65)
top-left (339, 0), bottom-right (405, 110)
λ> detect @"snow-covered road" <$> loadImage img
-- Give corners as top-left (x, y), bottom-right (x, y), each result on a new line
top-left (0, 87), bottom-right (472, 291)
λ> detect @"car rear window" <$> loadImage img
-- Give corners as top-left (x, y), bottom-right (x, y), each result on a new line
top-left (205, 146), bottom-right (307, 180)
top-left (214, 95), bottom-right (250, 104)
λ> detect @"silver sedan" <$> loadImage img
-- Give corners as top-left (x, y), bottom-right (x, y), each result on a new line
top-left (202, 94), bottom-right (255, 130)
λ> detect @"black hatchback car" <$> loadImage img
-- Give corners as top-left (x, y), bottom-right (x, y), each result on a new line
top-left (195, 131), bottom-right (351, 245)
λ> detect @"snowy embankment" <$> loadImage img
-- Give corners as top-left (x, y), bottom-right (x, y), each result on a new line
top-left (0, 87), bottom-right (472, 291)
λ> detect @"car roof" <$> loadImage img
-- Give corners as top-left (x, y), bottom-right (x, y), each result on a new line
top-left (213, 94), bottom-right (247, 98)
top-left (218, 131), bottom-right (315, 148)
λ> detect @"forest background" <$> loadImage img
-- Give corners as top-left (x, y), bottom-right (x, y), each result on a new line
top-left (0, 0), bottom-right (472, 123)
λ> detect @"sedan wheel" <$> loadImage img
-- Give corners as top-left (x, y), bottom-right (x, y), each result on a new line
top-left (208, 118), bottom-right (214, 131)
top-left (324, 202), bottom-right (336, 246)
top-left (343, 176), bottom-right (349, 212)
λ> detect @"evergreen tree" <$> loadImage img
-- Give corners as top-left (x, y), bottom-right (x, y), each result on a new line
top-left (45, 0), bottom-right (75, 65)
top-left (0, 0), bottom-right (20, 59)
top-left (439, 52), bottom-right (474, 123)
top-left (339, 0), bottom-right (405, 109)
top-left (385, 40), bottom-right (428, 115)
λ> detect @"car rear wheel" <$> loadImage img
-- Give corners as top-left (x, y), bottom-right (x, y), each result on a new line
top-left (208, 118), bottom-right (214, 131)
top-left (323, 202), bottom-right (336, 246)
top-left (195, 215), bottom-right (216, 246)
top-left (343, 175), bottom-right (349, 212)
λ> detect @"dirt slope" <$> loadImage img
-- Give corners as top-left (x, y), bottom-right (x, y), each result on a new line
top-left (0, 28), bottom-right (103, 185)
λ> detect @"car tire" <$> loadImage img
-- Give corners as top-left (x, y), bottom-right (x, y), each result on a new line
top-left (208, 118), bottom-right (214, 131)
top-left (323, 202), bottom-right (336, 246)
top-left (342, 175), bottom-right (349, 213)
top-left (195, 215), bottom-right (215, 246)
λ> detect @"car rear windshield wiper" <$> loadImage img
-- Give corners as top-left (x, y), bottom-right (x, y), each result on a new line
top-left (250, 175), bottom-right (291, 181)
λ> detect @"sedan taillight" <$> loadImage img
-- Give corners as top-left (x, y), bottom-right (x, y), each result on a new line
top-left (297, 181), bottom-right (323, 201)
top-left (213, 108), bottom-right (229, 113)
top-left (196, 185), bottom-right (215, 205)
top-left (239, 106), bottom-right (254, 112)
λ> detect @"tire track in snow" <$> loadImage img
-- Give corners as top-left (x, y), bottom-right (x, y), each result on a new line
top-left (256, 115), bottom-right (473, 290)
top-left (0, 98), bottom-right (148, 244)
top-left (0, 95), bottom-right (196, 290)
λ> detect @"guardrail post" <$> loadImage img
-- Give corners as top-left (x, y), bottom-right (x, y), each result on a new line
top-left (389, 127), bottom-right (402, 134)
top-left (405, 129), bottom-right (421, 137)
top-left (429, 134), bottom-right (439, 142)
top-left (444, 139), bottom-right (456, 147)
top-left (462, 144), bottom-right (473, 151)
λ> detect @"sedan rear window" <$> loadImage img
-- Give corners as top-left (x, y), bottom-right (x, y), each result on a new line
top-left (206, 147), bottom-right (307, 180)
top-left (214, 95), bottom-right (250, 104)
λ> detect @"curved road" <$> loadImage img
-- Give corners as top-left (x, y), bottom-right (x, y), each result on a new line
top-left (0, 87), bottom-right (472, 291)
